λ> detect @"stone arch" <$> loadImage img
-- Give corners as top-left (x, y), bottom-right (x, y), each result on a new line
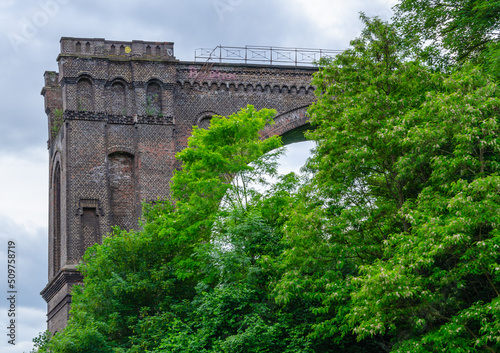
top-left (196, 110), bottom-right (219, 129)
top-left (51, 160), bottom-right (62, 277)
top-left (108, 146), bottom-right (135, 156)
top-left (198, 117), bottom-right (212, 130)
top-left (145, 80), bottom-right (162, 116)
top-left (76, 76), bottom-right (94, 111)
top-left (108, 151), bottom-right (136, 231)
top-left (260, 105), bottom-right (310, 142)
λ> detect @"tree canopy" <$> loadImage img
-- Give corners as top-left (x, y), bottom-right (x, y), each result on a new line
top-left (394, 0), bottom-right (500, 76)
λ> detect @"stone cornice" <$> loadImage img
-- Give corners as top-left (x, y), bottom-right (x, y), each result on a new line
top-left (40, 268), bottom-right (83, 303)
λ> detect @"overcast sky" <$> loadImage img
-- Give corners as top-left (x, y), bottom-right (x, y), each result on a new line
top-left (0, 0), bottom-right (397, 350)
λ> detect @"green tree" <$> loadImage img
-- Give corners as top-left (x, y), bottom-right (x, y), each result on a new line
top-left (394, 0), bottom-right (500, 76)
top-left (273, 16), bottom-right (438, 350)
top-left (273, 15), bottom-right (500, 352)
top-left (36, 106), bottom-right (288, 352)
top-left (348, 64), bottom-right (500, 353)
top-left (156, 171), bottom-right (358, 352)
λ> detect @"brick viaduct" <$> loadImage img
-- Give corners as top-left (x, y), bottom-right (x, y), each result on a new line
top-left (41, 37), bottom-right (318, 333)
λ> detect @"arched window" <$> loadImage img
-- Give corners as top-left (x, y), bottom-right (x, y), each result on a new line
top-left (109, 81), bottom-right (126, 115)
top-left (77, 78), bottom-right (94, 111)
top-left (146, 45), bottom-right (152, 55)
top-left (198, 116), bottom-right (212, 129)
top-left (120, 45), bottom-right (125, 55)
top-left (110, 45), bottom-right (116, 55)
top-left (108, 152), bottom-right (135, 231)
top-left (52, 162), bottom-right (61, 276)
top-left (85, 42), bottom-right (91, 53)
top-left (75, 42), bottom-right (81, 53)
top-left (146, 82), bottom-right (162, 116)
top-left (155, 45), bottom-right (161, 56)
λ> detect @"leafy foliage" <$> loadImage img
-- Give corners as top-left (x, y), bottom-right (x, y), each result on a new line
top-left (50, 108), bottom-right (64, 139)
top-left (36, 106), bottom-right (340, 352)
top-left (394, 0), bottom-right (500, 76)
top-left (274, 16), bottom-right (500, 352)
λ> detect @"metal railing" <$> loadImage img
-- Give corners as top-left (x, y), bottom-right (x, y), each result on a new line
top-left (194, 45), bottom-right (342, 66)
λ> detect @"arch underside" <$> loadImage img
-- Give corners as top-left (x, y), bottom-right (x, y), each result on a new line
top-left (280, 123), bottom-right (313, 145)
top-left (260, 106), bottom-right (312, 144)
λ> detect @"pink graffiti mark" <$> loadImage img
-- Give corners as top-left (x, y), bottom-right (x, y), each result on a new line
top-left (189, 67), bottom-right (237, 81)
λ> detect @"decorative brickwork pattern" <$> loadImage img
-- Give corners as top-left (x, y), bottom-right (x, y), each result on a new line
top-left (76, 78), bottom-right (93, 112)
top-left (136, 124), bottom-right (175, 203)
top-left (41, 37), bottom-right (318, 333)
top-left (108, 82), bottom-right (126, 116)
top-left (109, 152), bottom-right (136, 231)
top-left (107, 123), bottom-right (135, 154)
top-left (81, 207), bottom-right (99, 255)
